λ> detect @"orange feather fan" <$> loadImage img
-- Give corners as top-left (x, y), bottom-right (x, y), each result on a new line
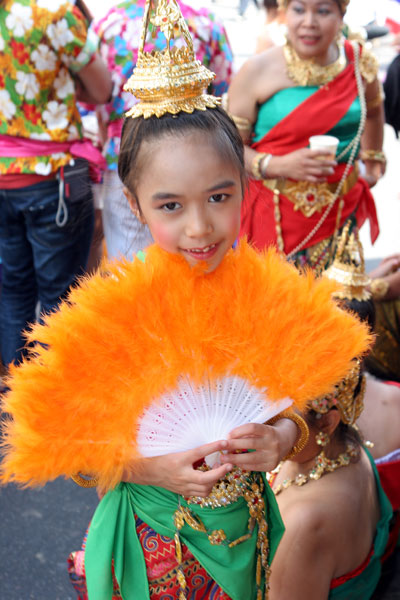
top-left (0, 241), bottom-right (371, 490)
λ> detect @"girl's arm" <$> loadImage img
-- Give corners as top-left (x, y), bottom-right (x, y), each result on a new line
top-left (269, 502), bottom-right (334, 599)
top-left (220, 418), bottom-right (299, 472)
top-left (122, 440), bottom-right (233, 497)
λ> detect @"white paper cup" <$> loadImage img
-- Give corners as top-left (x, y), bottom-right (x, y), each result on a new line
top-left (309, 135), bottom-right (339, 160)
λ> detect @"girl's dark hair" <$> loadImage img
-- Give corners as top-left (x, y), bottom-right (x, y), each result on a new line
top-left (118, 106), bottom-right (245, 199)
top-left (74, 0), bottom-right (93, 24)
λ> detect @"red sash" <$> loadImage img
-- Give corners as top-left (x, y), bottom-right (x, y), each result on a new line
top-left (240, 41), bottom-right (379, 255)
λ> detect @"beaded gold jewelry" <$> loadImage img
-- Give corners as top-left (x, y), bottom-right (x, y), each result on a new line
top-left (360, 149), bottom-right (386, 163)
top-left (310, 360), bottom-right (366, 426)
top-left (272, 443), bottom-right (358, 495)
top-left (370, 278), bottom-right (390, 301)
top-left (70, 473), bottom-right (99, 488)
top-left (123, 0), bottom-right (220, 119)
top-left (283, 40), bottom-right (347, 87)
top-left (267, 410), bottom-right (310, 461)
top-left (324, 221), bottom-right (372, 301)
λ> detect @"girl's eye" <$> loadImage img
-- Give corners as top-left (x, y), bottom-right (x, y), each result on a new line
top-left (209, 193), bottom-right (227, 203)
top-left (161, 202), bottom-right (181, 212)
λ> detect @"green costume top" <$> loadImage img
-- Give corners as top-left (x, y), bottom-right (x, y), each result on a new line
top-left (85, 473), bottom-right (284, 599)
top-left (253, 86), bottom-right (361, 163)
top-left (329, 448), bottom-right (392, 599)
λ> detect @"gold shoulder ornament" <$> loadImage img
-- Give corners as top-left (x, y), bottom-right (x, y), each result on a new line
top-left (358, 42), bottom-right (379, 84)
top-left (124, 0), bottom-right (220, 119)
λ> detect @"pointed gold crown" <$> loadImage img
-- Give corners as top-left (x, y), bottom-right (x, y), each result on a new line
top-left (277, 0), bottom-right (349, 12)
top-left (324, 222), bottom-right (371, 301)
top-left (124, 0), bottom-right (220, 119)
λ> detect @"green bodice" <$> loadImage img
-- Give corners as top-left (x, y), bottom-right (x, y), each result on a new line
top-left (253, 86), bottom-right (361, 163)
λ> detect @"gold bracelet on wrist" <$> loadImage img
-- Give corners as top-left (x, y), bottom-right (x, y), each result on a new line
top-left (251, 152), bottom-right (268, 180)
top-left (370, 277), bottom-right (389, 301)
top-left (71, 473), bottom-right (99, 488)
top-left (360, 149), bottom-right (386, 163)
top-left (267, 410), bottom-right (309, 461)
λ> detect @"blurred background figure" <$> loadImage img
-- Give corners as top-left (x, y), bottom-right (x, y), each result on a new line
top-left (228, 0), bottom-right (385, 273)
top-left (255, 0), bottom-right (286, 53)
top-left (0, 0), bottom-right (111, 367)
top-left (92, 0), bottom-right (233, 260)
top-left (239, 0), bottom-right (259, 18)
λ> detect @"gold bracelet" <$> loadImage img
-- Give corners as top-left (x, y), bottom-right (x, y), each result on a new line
top-left (370, 277), bottom-right (389, 301)
top-left (267, 410), bottom-right (309, 461)
top-left (360, 149), bottom-right (386, 163)
top-left (71, 473), bottom-right (99, 488)
top-left (251, 152), bottom-right (269, 180)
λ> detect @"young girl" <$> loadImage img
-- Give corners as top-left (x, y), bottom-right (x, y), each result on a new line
top-left (1, 1), bottom-right (371, 598)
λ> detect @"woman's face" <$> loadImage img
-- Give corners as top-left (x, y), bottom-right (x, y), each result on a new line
top-left (286, 0), bottom-right (343, 62)
top-left (125, 131), bottom-right (243, 273)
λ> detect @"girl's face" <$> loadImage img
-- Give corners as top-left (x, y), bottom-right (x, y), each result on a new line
top-left (125, 132), bottom-right (243, 272)
top-left (286, 0), bottom-right (343, 62)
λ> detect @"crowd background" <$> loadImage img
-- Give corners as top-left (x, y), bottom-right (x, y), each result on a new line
top-left (1, 0), bottom-right (400, 598)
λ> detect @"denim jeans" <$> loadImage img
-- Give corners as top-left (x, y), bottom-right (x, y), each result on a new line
top-left (0, 168), bottom-right (94, 366)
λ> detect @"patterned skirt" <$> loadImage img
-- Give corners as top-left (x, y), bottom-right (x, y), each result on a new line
top-left (68, 516), bottom-right (232, 599)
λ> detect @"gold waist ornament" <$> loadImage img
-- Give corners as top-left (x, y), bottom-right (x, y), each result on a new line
top-left (263, 165), bottom-right (358, 218)
top-left (173, 467), bottom-right (271, 599)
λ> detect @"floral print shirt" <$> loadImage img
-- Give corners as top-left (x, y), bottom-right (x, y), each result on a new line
top-left (94, 0), bottom-right (233, 169)
top-left (0, 0), bottom-right (97, 176)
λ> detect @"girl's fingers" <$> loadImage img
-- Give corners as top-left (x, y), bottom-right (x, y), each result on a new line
top-left (186, 439), bottom-right (228, 463)
top-left (192, 462), bottom-right (233, 485)
top-left (228, 423), bottom-right (266, 439)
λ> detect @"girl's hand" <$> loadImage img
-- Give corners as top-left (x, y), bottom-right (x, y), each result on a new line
top-left (220, 419), bottom-right (298, 473)
top-left (267, 148), bottom-right (337, 182)
top-left (122, 440), bottom-right (233, 497)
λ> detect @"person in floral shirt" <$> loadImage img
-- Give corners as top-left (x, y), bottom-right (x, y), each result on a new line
top-left (0, 0), bottom-right (111, 367)
top-left (92, 0), bottom-right (234, 260)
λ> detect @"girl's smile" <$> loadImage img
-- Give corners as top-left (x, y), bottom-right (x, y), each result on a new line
top-left (125, 132), bottom-right (243, 272)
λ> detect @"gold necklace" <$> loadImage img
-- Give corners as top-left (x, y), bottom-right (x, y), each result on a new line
top-left (272, 444), bottom-right (358, 496)
top-left (283, 40), bottom-right (346, 87)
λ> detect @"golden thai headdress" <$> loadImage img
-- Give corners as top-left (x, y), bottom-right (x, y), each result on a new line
top-left (324, 221), bottom-right (371, 301)
top-left (277, 0), bottom-right (349, 12)
top-left (123, 0), bottom-right (220, 119)
top-left (310, 359), bottom-right (366, 425)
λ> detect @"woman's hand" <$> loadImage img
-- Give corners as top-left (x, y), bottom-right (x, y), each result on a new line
top-left (220, 418), bottom-right (298, 472)
top-left (122, 440), bottom-right (233, 497)
top-left (370, 255), bottom-right (400, 279)
top-left (267, 148), bottom-right (337, 182)
top-left (363, 160), bottom-right (385, 188)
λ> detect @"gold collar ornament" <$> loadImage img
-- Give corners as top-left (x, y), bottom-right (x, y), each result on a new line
top-left (324, 221), bottom-right (371, 301)
top-left (277, 0), bottom-right (349, 13)
top-left (124, 0), bottom-right (220, 119)
top-left (283, 39), bottom-right (347, 87)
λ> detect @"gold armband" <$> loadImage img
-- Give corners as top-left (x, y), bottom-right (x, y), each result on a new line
top-left (71, 473), bottom-right (99, 488)
top-left (360, 149), bottom-right (386, 163)
top-left (230, 114), bottom-right (253, 133)
top-left (267, 410), bottom-right (310, 461)
top-left (251, 152), bottom-right (272, 180)
top-left (370, 277), bottom-right (389, 301)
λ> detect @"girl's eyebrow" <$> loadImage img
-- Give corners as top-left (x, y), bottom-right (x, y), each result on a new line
top-left (206, 180), bottom-right (236, 192)
top-left (151, 192), bottom-right (181, 201)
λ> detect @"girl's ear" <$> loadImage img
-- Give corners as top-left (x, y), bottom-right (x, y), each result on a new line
top-left (320, 410), bottom-right (341, 437)
top-left (123, 186), bottom-right (146, 225)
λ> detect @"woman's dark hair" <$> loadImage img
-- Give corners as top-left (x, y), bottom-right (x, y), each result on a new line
top-left (263, 0), bottom-right (278, 9)
top-left (341, 297), bottom-right (376, 332)
top-left (118, 106), bottom-right (245, 200)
